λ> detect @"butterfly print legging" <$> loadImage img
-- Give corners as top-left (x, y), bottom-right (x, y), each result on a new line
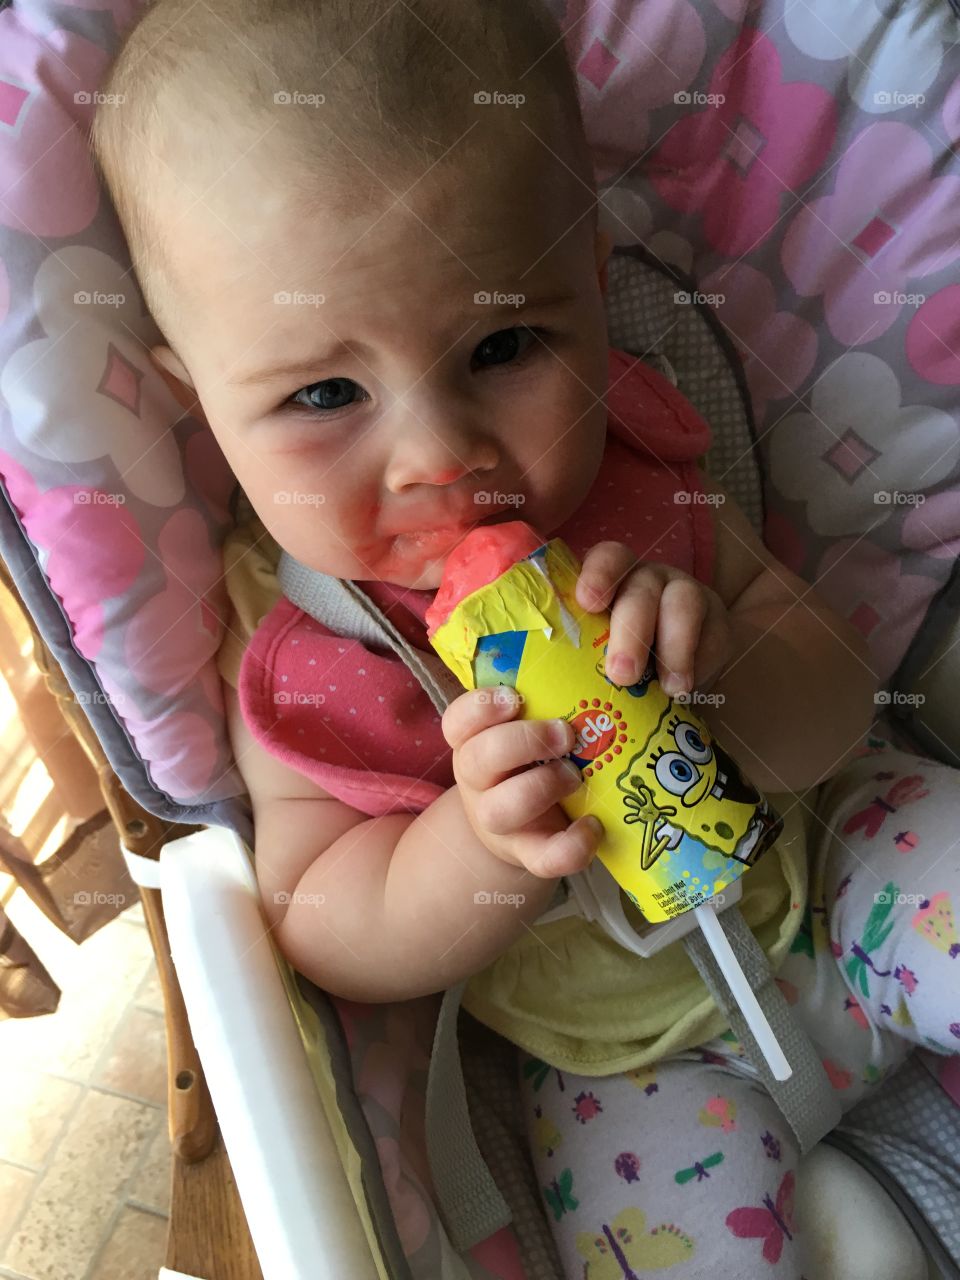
top-left (519, 741), bottom-right (960, 1278)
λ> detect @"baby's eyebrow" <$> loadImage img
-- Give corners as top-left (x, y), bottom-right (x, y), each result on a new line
top-left (231, 343), bottom-right (367, 389)
top-left (231, 290), bottom-right (580, 389)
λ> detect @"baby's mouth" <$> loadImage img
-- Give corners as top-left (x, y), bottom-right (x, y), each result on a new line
top-left (391, 506), bottom-right (521, 546)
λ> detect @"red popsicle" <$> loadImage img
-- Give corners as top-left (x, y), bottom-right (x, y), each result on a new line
top-left (425, 521), bottom-right (545, 636)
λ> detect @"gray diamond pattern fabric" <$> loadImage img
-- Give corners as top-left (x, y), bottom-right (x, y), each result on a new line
top-left (460, 1012), bottom-right (567, 1280)
top-left (604, 250), bottom-right (766, 536)
top-left (828, 1055), bottom-right (960, 1276)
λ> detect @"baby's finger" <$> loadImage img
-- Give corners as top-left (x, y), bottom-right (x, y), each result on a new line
top-left (531, 813), bottom-right (605, 879)
top-left (474, 758), bottom-right (584, 836)
top-left (605, 567), bottom-right (664, 685)
top-left (575, 541), bottom-right (637, 612)
top-left (458, 716), bottom-right (574, 791)
top-left (691, 604), bottom-right (737, 693)
top-left (441, 685), bottom-right (521, 750)
top-left (654, 577), bottom-right (707, 695)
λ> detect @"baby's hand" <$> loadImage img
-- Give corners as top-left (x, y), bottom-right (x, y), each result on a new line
top-left (441, 687), bottom-right (604, 879)
top-left (574, 542), bottom-right (735, 697)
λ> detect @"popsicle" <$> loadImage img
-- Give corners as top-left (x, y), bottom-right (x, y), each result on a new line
top-left (428, 520), bottom-right (792, 1081)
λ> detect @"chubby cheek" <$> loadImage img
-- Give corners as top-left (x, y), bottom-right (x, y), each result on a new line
top-left (237, 458), bottom-right (381, 576)
top-left (522, 376), bottom-right (607, 533)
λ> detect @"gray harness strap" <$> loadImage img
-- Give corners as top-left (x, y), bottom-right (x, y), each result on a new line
top-left (278, 555), bottom-right (463, 714)
top-left (276, 550), bottom-right (841, 1250)
top-left (684, 914), bottom-right (841, 1150)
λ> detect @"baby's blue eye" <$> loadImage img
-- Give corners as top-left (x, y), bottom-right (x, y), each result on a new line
top-left (473, 326), bottom-right (540, 368)
top-left (291, 377), bottom-right (365, 412)
top-left (286, 327), bottom-right (544, 415)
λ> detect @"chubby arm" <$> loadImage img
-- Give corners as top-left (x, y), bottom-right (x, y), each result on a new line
top-left (692, 473), bottom-right (879, 792)
top-left (224, 683), bottom-right (557, 1001)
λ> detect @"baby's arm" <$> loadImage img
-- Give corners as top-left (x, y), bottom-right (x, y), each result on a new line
top-left (224, 684), bottom-right (559, 1002)
top-left (695, 474), bottom-right (878, 793)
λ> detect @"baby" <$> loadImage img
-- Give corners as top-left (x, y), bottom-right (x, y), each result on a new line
top-left (92, 0), bottom-right (960, 1275)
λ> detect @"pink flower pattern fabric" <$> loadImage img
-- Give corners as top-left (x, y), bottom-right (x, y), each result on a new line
top-left (560, 0), bottom-right (707, 180)
top-left (906, 286), bottom-right (960, 387)
top-left (780, 122), bottom-right (960, 347)
top-left (0, 1), bottom-right (238, 801)
top-left (699, 263), bottom-right (818, 422)
top-left (648, 28), bottom-right (837, 256)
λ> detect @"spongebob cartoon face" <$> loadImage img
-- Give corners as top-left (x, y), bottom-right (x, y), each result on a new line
top-left (615, 708), bottom-right (768, 866)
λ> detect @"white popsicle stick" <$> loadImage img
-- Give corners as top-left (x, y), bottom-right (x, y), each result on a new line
top-left (694, 902), bottom-right (793, 1081)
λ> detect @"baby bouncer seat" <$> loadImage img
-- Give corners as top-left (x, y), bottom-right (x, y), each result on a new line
top-left (1, 0), bottom-right (959, 1275)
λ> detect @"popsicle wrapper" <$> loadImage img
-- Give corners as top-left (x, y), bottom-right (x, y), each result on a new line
top-left (430, 537), bottom-right (783, 923)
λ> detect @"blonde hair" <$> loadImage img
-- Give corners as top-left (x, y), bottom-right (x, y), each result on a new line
top-left (90, 0), bottom-right (596, 350)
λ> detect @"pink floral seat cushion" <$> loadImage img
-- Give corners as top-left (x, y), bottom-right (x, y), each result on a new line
top-left (0, 0), bottom-right (239, 807)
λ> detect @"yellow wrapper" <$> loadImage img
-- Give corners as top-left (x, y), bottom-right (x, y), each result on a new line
top-left (430, 537), bottom-right (782, 923)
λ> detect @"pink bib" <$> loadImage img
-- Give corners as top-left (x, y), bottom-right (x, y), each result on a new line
top-left (238, 349), bottom-right (714, 815)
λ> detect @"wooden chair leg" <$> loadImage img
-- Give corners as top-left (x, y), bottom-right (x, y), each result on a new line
top-left (166, 1131), bottom-right (264, 1280)
top-left (141, 883), bottom-right (218, 1163)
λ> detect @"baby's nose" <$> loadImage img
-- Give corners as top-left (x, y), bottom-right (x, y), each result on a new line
top-left (385, 430), bottom-right (499, 494)
top-left (424, 465), bottom-right (471, 486)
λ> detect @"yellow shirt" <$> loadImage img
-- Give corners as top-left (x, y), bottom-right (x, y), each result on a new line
top-left (218, 501), bottom-right (811, 1073)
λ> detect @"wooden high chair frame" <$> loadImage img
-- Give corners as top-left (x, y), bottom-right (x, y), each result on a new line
top-left (0, 557), bottom-right (263, 1280)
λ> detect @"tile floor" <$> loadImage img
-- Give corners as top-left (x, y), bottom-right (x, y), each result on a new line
top-left (0, 888), bottom-right (169, 1280)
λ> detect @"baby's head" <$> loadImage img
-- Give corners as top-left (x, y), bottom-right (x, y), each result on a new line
top-left (93, 0), bottom-right (612, 589)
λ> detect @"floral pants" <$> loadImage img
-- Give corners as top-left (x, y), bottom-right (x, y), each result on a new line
top-left (519, 737), bottom-right (960, 1278)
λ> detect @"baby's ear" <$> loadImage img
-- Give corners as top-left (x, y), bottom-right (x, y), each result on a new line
top-left (149, 345), bottom-right (205, 419)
